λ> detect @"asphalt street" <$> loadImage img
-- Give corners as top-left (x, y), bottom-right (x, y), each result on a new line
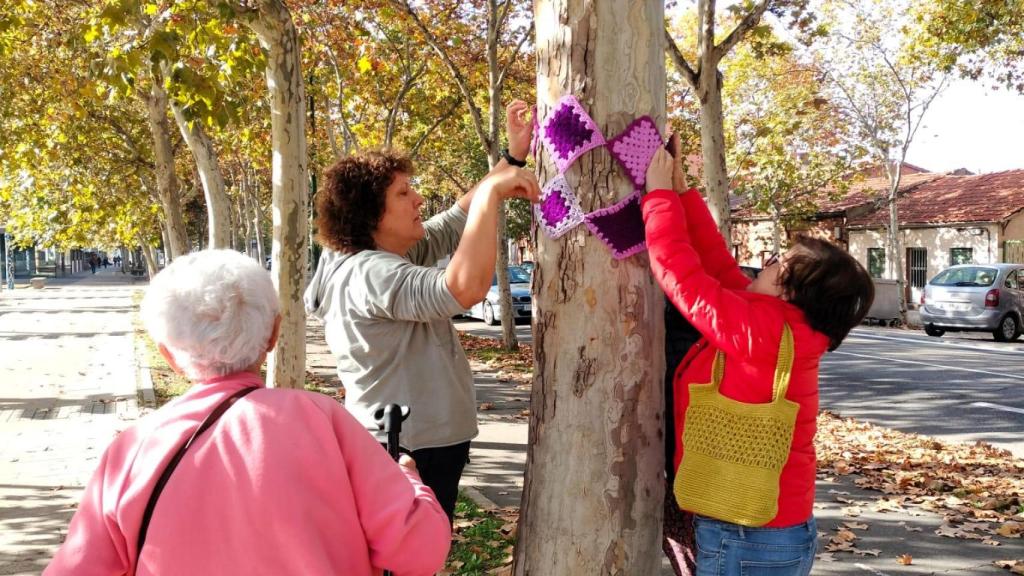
top-left (454, 319), bottom-right (1024, 458)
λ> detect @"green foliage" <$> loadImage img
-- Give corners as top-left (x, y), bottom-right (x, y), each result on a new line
top-left (911, 0), bottom-right (1024, 92)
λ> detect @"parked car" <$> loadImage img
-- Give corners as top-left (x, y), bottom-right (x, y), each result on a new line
top-left (520, 261), bottom-right (535, 274)
top-left (919, 263), bottom-right (1024, 342)
top-left (465, 266), bottom-right (532, 325)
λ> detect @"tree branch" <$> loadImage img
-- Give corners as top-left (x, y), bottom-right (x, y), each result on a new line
top-left (496, 25), bottom-right (531, 91)
top-left (665, 28), bottom-right (699, 89)
top-left (713, 0), bottom-right (771, 63)
top-left (410, 100), bottom-right (461, 160)
top-left (393, 0), bottom-right (491, 152)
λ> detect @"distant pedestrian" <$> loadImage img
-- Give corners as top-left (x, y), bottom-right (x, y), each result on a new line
top-left (88, 254), bottom-right (97, 275)
top-left (46, 249), bottom-right (451, 576)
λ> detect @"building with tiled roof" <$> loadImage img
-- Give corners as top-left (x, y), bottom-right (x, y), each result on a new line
top-left (730, 168), bottom-right (943, 267)
top-left (846, 169), bottom-right (1024, 304)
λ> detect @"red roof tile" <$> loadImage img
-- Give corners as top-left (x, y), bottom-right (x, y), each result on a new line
top-left (732, 172), bottom-right (942, 219)
top-left (848, 170), bottom-right (1024, 228)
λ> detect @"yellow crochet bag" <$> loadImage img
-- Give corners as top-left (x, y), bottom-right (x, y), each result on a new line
top-left (673, 323), bottom-right (797, 527)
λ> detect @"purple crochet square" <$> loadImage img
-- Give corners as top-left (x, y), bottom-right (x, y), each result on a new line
top-left (540, 95), bottom-right (606, 173)
top-left (607, 116), bottom-right (663, 189)
top-left (535, 175), bottom-right (584, 239)
top-left (584, 191), bottom-right (647, 259)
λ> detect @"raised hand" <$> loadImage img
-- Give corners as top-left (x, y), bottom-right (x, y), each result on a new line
top-left (484, 164), bottom-right (541, 203)
top-left (666, 132), bottom-right (688, 192)
top-left (646, 147), bottom-right (674, 193)
top-left (506, 100), bottom-right (533, 161)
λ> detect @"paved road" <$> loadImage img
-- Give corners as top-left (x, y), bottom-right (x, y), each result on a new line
top-left (456, 319), bottom-right (1024, 458)
top-left (821, 326), bottom-right (1024, 458)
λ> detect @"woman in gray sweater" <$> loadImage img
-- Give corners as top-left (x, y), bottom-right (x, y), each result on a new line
top-left (304, 100), bottom-right (538, 521)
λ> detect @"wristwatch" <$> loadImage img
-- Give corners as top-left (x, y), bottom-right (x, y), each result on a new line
top-left (501, 147), bottom-right (527, 167)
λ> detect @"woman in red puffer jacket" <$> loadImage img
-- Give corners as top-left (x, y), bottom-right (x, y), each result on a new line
top-left (642, 146), bottom-right (874, 576)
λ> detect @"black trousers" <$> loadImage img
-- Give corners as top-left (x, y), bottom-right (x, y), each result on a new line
top-left (384, 441), bottom-right (471, 524)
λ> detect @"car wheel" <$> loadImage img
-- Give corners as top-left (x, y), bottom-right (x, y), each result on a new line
top-left (483, 301), bottom-right (498, 326)
top-left (993, 314), bottom-right (1021, 342)
top-left (924, 324), bottom-right (944, 337)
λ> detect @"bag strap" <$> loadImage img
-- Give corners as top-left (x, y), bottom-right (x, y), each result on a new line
top-left (135, 386), bottom-right (258, 567)
top-left (708, 322), bottom-right (794, 404)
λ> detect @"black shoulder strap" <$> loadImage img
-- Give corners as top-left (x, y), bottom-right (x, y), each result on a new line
top-left (135, 386), bottom-right (258, 566)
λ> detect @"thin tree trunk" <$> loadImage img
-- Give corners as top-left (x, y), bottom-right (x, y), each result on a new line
top-left (140, 242), bottom-right (159, 279)
top-left (515, 1), bottom-right (666, 573)
top-left (238, 0), bottom-right (309, 390)
top-left (886, 161), bottom-right (906, 323)
top-left (697, 70), bottom-right (732, 240)
top-left (144, 79), bottom-right (189, 259)
top-left (250, 167), bottom-right (267, 264)
top-left (168, 98), bottom-right (232, 249)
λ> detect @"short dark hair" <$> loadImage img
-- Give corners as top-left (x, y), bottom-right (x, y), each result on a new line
top-left (314, 151), bottom-right (414, 253)
top-left (780, 236), bottom-right (875, 351)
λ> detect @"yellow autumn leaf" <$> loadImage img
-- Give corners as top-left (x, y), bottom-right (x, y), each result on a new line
top-left (897, 553), bottom-right (913, 565)
top-left (357, 56), bottom-right (373, 73)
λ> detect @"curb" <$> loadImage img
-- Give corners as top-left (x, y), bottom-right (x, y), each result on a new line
top-left (137, 363), bottom-right (155, 408)
top-left (462, 485), bottom-right (501, 512)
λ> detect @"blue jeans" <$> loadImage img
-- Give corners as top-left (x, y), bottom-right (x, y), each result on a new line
top-left (694, 515), bottom-right (817, 576)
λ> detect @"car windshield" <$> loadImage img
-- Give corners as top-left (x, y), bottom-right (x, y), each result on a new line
top-left (930, 266), bottom-right (998, 287)
top-left (491, 267), bottom-right (532, 285)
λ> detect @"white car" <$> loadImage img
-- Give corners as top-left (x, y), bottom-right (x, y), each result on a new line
top-left (465, 266), bottom-right (533, 325)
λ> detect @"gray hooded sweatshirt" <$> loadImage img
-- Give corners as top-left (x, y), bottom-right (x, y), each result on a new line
top-left (304, 205), bottom-right (476, 450)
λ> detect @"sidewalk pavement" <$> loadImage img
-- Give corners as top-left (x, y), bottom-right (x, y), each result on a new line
top-left (0, 268), bottom-right (143, 576)
top-left (3, 269), bottom-right (1017, 575)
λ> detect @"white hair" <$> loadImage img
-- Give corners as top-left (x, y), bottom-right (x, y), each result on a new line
top-left (141, 249), bottom-right (280, 381)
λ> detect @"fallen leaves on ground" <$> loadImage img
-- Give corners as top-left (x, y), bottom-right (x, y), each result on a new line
top-left (817, 411), bottom-right (1024, 555)
top-left (459, 333), bottom-right (533, 385)
top-left (994, 560), bottom-right (1024, 574)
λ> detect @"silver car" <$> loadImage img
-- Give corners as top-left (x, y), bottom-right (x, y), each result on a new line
top-left (465, 266), bottom-right (533, 325)
top-left (920, 263), bottom-right (1024, 341)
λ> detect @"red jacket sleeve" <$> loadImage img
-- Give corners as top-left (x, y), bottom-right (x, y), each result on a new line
top-left (642, 189), bottom-right (782, 360)
top-left (677, 188), bottom-right (751, 290)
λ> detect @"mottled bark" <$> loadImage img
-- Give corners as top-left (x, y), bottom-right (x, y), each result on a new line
top-left (143, 79), bottom-right (189, 259)
top-left (238, 0), bottom-right (309, 389)
top-left (515, 1), bottom-right (666, 574)
top-left (168, 98), bottom-right (231, 249)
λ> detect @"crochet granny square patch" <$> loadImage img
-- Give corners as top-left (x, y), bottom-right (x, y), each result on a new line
top-left (535, 175), bottom-right (585, 239)
top-left (584, 191), bottom-right (647, 259)
top-left (540, 96), bottom-right (606, 173)
top-left (607, 115), bottom-right (663, 189)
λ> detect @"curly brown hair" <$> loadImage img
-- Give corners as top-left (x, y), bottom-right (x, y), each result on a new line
top-left (315, 151), bottom-right (414, 253)
top-left (780, 236), bottom-right (875, 351)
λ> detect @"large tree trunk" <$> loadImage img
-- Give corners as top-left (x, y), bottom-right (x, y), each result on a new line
top-left (144, 79), bottom-right (190, 259)
top-left (697, 70), bottom-right (731, 241)
top-left (515, 1), bottom-right (666, 574)
top-left (168, 99), bottom-right (232, 249)
top-left (240, 0), bottom-right (309, 390)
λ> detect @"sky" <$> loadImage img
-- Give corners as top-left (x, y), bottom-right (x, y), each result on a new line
top-left (904, 78), bottom-right (1024, 175)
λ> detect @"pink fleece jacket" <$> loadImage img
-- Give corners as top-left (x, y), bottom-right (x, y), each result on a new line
top-left (46, 372), bottom-right (451, 575)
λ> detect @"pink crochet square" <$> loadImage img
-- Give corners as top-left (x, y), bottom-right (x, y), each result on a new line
top-left (583, 191), bottom-right (647, 259)
top-left (540, 95), bottom-right (606, 173)
top-left (607, 116), bottom-right (663, 189)
top-left (535, 175), bottom-right (585, 239)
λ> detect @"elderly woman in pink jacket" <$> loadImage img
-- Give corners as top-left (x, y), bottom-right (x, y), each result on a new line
top-left (46, 249), bottom-right (451, 576)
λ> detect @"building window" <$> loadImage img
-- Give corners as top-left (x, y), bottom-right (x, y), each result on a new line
top-left (907, 247), bottom-right (928, 288)
top-left (867, 248), bottom-right (885, 279)
top-left (950, 247), bottom-right (973, 266)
